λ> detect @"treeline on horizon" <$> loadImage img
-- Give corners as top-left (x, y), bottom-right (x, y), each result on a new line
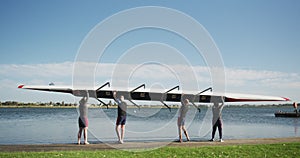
top-left (0, 100), bottom-right (116, 107)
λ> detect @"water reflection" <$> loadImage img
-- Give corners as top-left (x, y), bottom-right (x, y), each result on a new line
top-left (0, 107), bottom-right (299, 144)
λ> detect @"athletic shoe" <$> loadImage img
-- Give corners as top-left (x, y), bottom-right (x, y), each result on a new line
top-left (209, 139), bottom-right (214, 142)
top-left (219, 139), bottom-right (224, 142)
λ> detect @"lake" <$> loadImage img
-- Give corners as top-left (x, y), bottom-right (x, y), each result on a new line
top-left (0, 106), bottom-right (299, 144)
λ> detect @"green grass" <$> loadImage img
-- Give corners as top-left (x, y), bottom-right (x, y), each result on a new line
top-left (1, 142), bottom-right (299, 158)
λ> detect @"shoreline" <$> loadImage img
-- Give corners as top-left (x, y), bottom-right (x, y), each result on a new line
top-left (0, 105), bottom-right (174, 109)
top-left (1, 137), bottom-right (299, 152)
top-left (0, 104), bottom-right (295, 109)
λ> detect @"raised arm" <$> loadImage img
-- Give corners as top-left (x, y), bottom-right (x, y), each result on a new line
top-left (219, 96), bottom-right (225, 109)
top-left (86, 90), bottom-right (89, 100)
top-left (82, 90), bottom-right (89, 102)
top-left (113, 91), bottom-right (121, 104)
top-left (180, 93), bottom-right (185, 105)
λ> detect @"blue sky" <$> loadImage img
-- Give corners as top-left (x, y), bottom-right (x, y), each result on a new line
top-left (0, 0), bottom-right (300, 103)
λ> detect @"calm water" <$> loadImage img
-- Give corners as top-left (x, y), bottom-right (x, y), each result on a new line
top-left (0, 106), bottom-right (299, 144)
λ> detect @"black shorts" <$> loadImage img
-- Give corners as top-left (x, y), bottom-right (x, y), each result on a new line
top-left (78, 117), bottom-right (88, 128)
top-left (213, 118), bottom-right (222, 128)
top-left (116, 116), bottom-right (126, 125)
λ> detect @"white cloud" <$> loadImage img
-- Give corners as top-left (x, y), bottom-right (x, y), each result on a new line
top-left (225, 68), bottom-right (300, 89)
top-left (0, 62), bottom-right (73, 79)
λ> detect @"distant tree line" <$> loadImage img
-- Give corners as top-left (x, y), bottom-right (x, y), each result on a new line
top-left (0, 100), bottom-right (118, 107)
top-left (0, 101), bottom-right (76, 107)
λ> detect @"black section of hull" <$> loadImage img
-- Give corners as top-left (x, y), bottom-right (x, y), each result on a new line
top-left (274, 112), bottom-right (300, 117)
top-left (96, 90), bottom-right (214, 103)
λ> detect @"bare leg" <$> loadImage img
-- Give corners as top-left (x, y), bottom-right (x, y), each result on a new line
top-left (115, 125), bottom-right (121, 143)
top-left (83, 127), bottom-right (89, 144)
top-left (178, 126), bottom-right (183, 142)
top-left (182, 126), bottom-right (190, 141)
top-left (121, 125), bottom-right (125, 143)
top-left (77, 128), bottom-right (82, 145)
top-left (177, 118), bottom-right (182, 142)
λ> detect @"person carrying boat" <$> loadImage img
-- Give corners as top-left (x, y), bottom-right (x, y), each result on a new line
top-left (177, 98), bottom-right (190, 143)
top-left (113, 91), bottom-right (128, 144)
top-left (77, 90), bottom-right (89, 145)
top-left (209, 96), bottom-right (225, 142)
top-left (293, 102), bottom-right (298, 113)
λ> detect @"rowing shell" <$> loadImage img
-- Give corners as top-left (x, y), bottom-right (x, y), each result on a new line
top-left (18, 83), bottom-right (290, 107)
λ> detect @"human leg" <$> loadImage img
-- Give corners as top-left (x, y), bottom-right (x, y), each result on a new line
top-left (78, 117), bottom-right (89, 144)
top-left (218, 120), bottom-right (223, 140)
top-left (77, 128), bottom-right (82, 144)
top-left (120, 125), bottom-right (125, 143)
top-left (115, 125), bottom-right (121, 143)
top-left (182, 126), bottom-right (190, 141)
top-left (210, 124), bottom-right (217, 141)
top-left (178, 125), bottom-right (183, 142)
top-left (115, 116), bottom-right (122, 143)
top-left (83, 127), bottom-right (89, 144)
top-left (178, 117), bottom-right (186, 142)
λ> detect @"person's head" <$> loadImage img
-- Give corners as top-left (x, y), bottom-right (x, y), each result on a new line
top-left (120, 95), bottom-right (125, 102)
top-left (213, 101), bottom-right (219, 107)
top-left (211, 96), bottom-right (221, 107)
top-left (79, 96), bottom-right (87, 104)
top-left (183, 99), bottom-right (189, 105)
top-left (293, 102), bottom-right (298, 109)
top-left (211, 96), bottom-right (219, 106)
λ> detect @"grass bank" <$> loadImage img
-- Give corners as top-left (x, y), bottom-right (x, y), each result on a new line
top-left (1, 142), bottom-right (299, 158)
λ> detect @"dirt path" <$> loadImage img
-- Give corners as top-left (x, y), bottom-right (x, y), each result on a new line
top-left (1, 137), bottom-right (299, 152)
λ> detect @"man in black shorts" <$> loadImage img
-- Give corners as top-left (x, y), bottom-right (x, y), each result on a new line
top-left (77, 90), bottom-right (89, 145)
top-left (113, 91), bottom-right (127, 144)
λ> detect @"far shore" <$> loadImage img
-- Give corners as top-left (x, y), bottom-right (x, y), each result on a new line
top-left (0, 105), bottom-right (293, 110)
top-left (0, 104), bottom-right (176, 109)
top-left (0, 103), bottom-right (295, 109)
